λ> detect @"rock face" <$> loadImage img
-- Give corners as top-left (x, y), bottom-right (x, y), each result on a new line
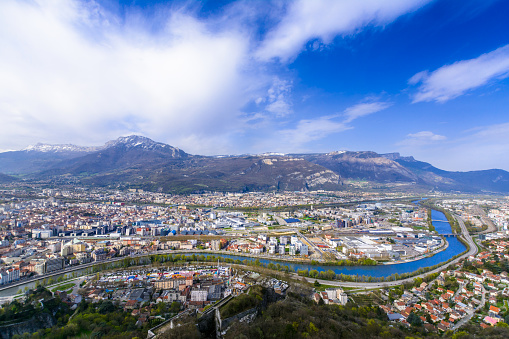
top-left (300, 151), bottom-right (419, 183)
top-left (1, 135), bottom-right (509, 193)
top-left (0, 313), bottom-right (56, 339)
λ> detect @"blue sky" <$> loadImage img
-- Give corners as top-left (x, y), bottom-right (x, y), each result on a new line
top-left (1, 0), bottom-right (509, 171)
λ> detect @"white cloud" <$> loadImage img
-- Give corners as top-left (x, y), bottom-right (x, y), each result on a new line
top-left (396, 123), bottom-right (509, 171)
top-left (343, 101), bottom-right (391, 123)
top-left (257, 0), bottom-right (431, 62)
top-left (398, 131), bottom-right (446, 146)
top-left (407, 131), bottom-right (446, 141)
top-left (265, 99), bottom-right (390, 151)
top-left (410, 44), bottom-right (509, 103)
top-left (281, 117), bottom-right (350, 148)
top-left (0, 0), bottom-right (268, 154)
top-left (264, 78), bottom-right (293, 117)
top-left (469, 121), bottom-right (509, 139)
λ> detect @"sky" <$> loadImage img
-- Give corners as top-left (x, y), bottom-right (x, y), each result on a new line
top-left (1, 0), bottom-right (509, 171)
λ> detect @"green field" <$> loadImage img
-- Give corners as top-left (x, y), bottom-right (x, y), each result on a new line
top-left (51, 283), bottom-right (75, 293)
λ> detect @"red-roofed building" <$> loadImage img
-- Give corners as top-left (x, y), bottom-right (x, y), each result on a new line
top-left (489, 305), bottom-right (500, 316)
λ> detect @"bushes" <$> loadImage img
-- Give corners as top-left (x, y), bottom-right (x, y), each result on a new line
top-left (220, 286), bottom-right (265, 318)
top-left (220, 293), bottom-right (259, 319)
top-left (224, 294), bottom-right (396, 339)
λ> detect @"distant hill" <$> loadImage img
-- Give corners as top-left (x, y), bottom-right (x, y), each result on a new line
top-left (0, 173), bottom-right (16, 184)
top-left (2, 135), bottom-right (509, 194)
top-left (393, 155), bottom-right (509, 192)
top-left (0, 143), bottom-right (99, 174)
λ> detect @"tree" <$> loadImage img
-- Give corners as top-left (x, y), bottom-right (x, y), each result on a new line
top-left (170, 301), bottom-right (181, 314)
top-left (407, 312), bottom-right (423, 327)
top-left (314, 280), bottom-right (321, 288)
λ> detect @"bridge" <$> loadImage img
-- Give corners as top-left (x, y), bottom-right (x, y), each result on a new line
top-left (442, 234), bottom-right (458, 238)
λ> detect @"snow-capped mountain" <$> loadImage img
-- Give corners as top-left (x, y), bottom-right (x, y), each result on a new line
top-left (24, 143), bottom-right (100, 153)
top-left (103, 135), bottom-right (187, 158)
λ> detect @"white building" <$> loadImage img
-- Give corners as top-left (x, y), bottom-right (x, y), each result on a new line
top-left (191, 288), bottom-right (208, 302)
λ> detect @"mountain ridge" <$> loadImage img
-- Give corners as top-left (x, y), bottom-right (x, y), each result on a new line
top-left (1, 135), bottom-right (508, 194)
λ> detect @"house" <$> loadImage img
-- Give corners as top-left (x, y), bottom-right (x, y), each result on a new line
top-left (489, 305), bottom-right (500, 317)
top-left (437, 323), bottom-right (448, 332)
top-left (394, 301), bottom-right (406, 312)
top-left (124, 300), bottom-right (139, 310)
top-left (388, 313), bottom-right (404, 321)
top-left (484, 316), bottom-right (500, 326)
top-left (440, 320), bottom-right (450, 329)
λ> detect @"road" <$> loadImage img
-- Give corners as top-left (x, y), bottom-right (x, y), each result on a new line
top-left (453, 282), bottom-right (465, 300)
top-left (296, 229), bottom-right (324, 258)
top-left (452, 285), bottom-right (485, 331)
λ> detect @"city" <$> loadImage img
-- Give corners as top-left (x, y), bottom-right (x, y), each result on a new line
top-left (1, 0), bottom-right (509, 338)
top-left (0, 187), bottom-right (508, 337)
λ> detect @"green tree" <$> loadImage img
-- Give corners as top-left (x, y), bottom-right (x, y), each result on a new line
top-left (407, 312), bottom-right (422, 327)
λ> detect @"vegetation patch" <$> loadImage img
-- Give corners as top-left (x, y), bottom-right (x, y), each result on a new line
top-left (51, 283), bottom-right (75, 293)
top-left (220, 285), bottom-right (265, 319)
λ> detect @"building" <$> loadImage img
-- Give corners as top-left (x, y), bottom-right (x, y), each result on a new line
top-left (190, 288), bottom-right (208, 302)
top-left (76, 252), bottom-right (92, 264)
top-left (0, 269), bottom-right (20, 285)
top-left (268, 244), bottom-right (277, 254)
top-left (154, 277), bottom-right (192, 290)
top-left (211, 240), bottom-right (221, 251)
top-left (91, 248), bottom-right (107, 261)
top-left (45, 257), bottom-right (64, 273)
top-left (337, 288), bottom-right (348, 305)
top-left (32, 229), bottom-right (52, 239)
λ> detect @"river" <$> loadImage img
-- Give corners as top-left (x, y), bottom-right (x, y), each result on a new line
top-left (176, 208), bottom-right (466, 278)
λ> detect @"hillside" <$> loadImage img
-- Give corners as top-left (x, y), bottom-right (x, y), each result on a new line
top-left (77, 155), bottom-right (342, 194)
top-left (0, 173), bottom-right (16, 184)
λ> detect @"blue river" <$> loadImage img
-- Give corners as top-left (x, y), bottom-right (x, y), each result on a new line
top-left (184, 208), bottom-right (466, 278)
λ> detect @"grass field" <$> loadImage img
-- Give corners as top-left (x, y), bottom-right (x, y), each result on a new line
top-left (51, 283), bottom-right (75, 293)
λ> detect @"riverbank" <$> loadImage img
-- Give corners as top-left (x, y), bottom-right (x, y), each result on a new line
top-left (382, 234), bottom-right (448, 266)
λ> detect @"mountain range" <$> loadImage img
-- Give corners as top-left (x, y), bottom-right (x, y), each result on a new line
top-left (1, 135), bottom-right (508, 194)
